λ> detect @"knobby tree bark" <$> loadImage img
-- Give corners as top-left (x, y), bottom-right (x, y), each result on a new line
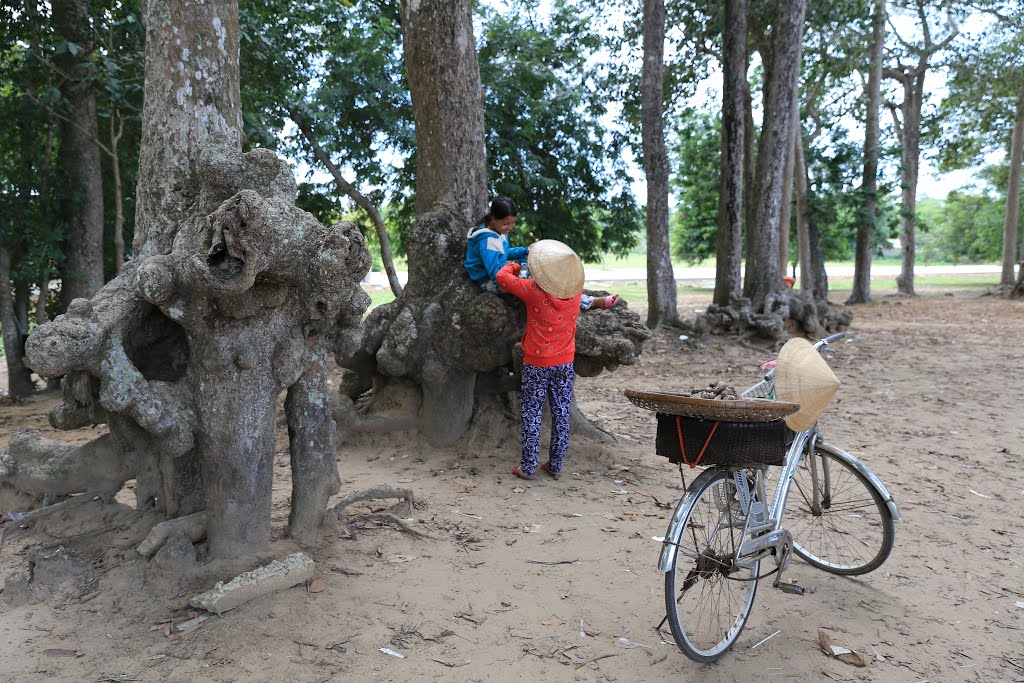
top-left (849, 0), bottom-right (886, 304)
top-left (7, 0), bottom-right (371, 566)
top-left (641, 0), bottom-right (678, 329)
top-left (52, 0), bottom-right (105, 308)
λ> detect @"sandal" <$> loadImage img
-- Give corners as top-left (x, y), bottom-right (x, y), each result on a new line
top-left (512, 466), bottom-right (532, 480)
top-left (540, 463), bottom-right (560, 480)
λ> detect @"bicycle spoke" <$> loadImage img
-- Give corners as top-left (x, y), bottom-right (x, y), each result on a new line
top-left (666, 472), bottom-right (760, 662)
top-left (786, 449), bottom-right (895, 574)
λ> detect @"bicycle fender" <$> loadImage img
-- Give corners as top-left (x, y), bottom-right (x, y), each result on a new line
top-left (816, 441), bottom-right (902, 521)
top-left (658, 468), bottom-right (726, 573)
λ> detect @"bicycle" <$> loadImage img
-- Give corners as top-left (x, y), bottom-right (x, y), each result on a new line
top-left (625, 332), bottom-right (900, 663)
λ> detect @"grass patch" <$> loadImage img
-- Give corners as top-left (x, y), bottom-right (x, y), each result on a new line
top-left (362, 272), bottom-right (999, 314)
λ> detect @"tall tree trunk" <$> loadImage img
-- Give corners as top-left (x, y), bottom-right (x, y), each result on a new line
top-left (641, 0), bottom-right (678, 329)
top-left (393, 0), bottom-right (491, 444)
top-left (0, 247), bottom-right (35, 396)
top-left (895, 73), bottom-right (924, 296)
top-left (52, 0), bottom-right (105, 309)
top-left (1001, 89), bottom-right (1024, 286)
top-left (849, 0), bottom-right (885, 304)
top-left (807, 207), bottom-right (829, 300)
top-left (400, 0), bottom-right (487, 227)
top-left (743, 0), bottom-right (806, 309)
top-left (134, 0), bottom-right (243, 259)
top-left (110, 107), bottom-right (126, 271)
top-left (715, 0), bottom-right (747, 307)
top-left (36, 126), bottom-right (55, 326)
top-left (742, 82), bottom-right (757, 276)
top-left (778, 101), bottom-right (798, 275)
top-left (795, 134), bottom-right (815, 296)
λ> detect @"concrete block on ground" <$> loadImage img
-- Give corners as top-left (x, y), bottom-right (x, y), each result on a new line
top-left (189, 552), bottom-right (315, 615)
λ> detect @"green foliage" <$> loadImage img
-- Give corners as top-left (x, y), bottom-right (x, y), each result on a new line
top-left (240, 0), bottom-right (413, 205)
top-left (1, 0), bottom-right (144, 311)
top-left (937, 4), bottom-right (1024, 172)
top-left (917, 190), bottom-right (1016, 262)
top-left (0, 22), bottom-right (62, 307)
top-left (669, 110), bottom-right (721, 265)
top-left (477, 0), bottom-right (641, 261)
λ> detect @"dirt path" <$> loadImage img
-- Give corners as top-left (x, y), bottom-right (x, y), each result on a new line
top-left (1, 292), bottom-right (1022, 682)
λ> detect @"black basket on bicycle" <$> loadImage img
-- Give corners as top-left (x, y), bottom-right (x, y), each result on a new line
top-left (625, 390), bottom-right (799, 468)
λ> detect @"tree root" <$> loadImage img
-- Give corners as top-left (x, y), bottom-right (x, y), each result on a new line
top-left (136, 511), bottom-right (208, 557)
top-left (353, 512), bottom-right (433, 540)
top-left (326, 485), bottom-right (431, 539)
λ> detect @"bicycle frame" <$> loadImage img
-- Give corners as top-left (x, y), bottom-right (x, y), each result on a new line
top-left (657, 428), bottom-right (813, 576)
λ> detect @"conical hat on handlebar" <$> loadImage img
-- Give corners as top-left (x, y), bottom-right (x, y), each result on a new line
top-left (774, 337), bottom-right (840, 431)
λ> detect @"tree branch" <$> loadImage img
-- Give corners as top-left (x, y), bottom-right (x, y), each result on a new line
top-left (886, 100), bottom-right (904, 145)
top-left (23, 91), bottom-right (114, 159)
top-left (288, 108), bottom-right (404, 298)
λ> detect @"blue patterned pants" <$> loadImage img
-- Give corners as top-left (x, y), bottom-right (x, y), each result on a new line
top-left (520, 362), bottom-right (575, 477)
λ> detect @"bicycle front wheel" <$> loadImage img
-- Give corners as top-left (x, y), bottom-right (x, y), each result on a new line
top-left (664, 469), bottom-right (760, 663)
top-left (787, 446), bottom-right (895, 575)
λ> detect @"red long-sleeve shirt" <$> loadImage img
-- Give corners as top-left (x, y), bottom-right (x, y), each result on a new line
top-left (496, 263), bottom-right (582, 367)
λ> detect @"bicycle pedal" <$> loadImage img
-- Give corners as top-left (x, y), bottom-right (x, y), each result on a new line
top-left (776, 582), bottom-right (805, 595)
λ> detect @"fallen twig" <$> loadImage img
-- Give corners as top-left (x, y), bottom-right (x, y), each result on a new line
top-left (526, 558), bottom-right (579, 565)
top-left (356, 512), bottom-right (433, 539)
top-left (575, 653), bottom-right (618, 670)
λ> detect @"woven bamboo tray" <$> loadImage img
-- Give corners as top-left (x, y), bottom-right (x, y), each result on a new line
top-left (625, 389), bottom-right (799, 423)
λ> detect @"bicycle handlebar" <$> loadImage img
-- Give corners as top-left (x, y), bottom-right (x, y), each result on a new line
top-left (812, 332), bottom-right (846, 350)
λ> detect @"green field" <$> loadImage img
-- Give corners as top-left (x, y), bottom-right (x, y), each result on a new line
top-left (362, 271), bottom-right (1002, 311)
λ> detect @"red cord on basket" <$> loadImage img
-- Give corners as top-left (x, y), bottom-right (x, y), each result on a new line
top-left (675, 416), bottom-right (721, 469)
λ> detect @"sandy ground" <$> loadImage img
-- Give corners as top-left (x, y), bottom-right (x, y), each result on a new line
top-left (1, 290), bottom-right (1023, 683)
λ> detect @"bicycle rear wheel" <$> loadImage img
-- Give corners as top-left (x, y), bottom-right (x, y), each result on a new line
top-left (664, 469), bottom-right (760, 663)
top-left (787, 446), bottom-right (895, 575)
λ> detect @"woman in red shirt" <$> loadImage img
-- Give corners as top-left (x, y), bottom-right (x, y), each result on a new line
top-left (495, 240), bottom-right (585, 480)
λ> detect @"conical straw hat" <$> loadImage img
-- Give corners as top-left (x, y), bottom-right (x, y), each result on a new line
top-left (774, 337), bottom-right (840, 431)
top-left (527, 239), bottom-right (585, 299)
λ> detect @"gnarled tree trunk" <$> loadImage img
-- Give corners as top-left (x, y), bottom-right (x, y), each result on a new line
top-left (335, 0), bottom-right (651, 448)
top-left (11, 0), bottom-right (371, 566)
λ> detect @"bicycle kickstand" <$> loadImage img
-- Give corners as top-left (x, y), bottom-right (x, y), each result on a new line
top-left (771, 541), bottom-right (805, 595)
